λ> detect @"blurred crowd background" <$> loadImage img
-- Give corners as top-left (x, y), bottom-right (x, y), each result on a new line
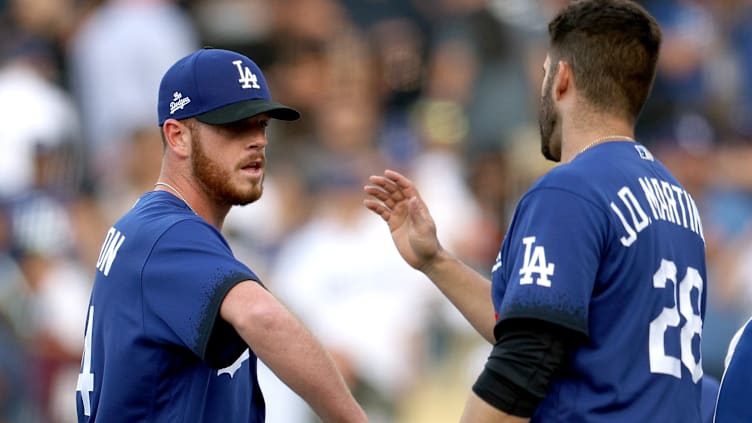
top-left (1, 0), bottom-right (751, 422)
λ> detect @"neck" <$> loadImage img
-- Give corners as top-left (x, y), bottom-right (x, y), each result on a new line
top-left (560, 117), bottom-right (635, 163)
top-left (154, 175), bottom-right (229, 230)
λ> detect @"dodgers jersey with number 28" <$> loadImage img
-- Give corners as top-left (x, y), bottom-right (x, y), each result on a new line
top-left (491, 141), bottom-right (706, 422)
top-left (76, 191), bottom-right (265, 422)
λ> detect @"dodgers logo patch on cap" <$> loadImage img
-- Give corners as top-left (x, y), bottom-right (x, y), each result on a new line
top-left (157, 48), bottom-right (300, 126)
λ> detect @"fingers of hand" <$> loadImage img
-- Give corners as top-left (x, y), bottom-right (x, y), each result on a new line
top-left (367, 175), bottom-right (406, 202)
top-left (364, 170), bottom-right (418, 223)
top-left (364, 183), bottom-right (391, 202)
top-left (363, 184), bottom-right (398, 214)
top-left (383, 169), bottom-right (414, 192)
top-left (363, 198), bottom-right (391, 221)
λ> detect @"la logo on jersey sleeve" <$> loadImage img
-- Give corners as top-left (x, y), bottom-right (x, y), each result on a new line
top-left (519, 236), bottom-right (555, 287)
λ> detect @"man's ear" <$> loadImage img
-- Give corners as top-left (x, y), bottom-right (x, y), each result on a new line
top-left (553, 60), bottom-right (574, 101)
top-left (162, 119), bottom-right (192, 158)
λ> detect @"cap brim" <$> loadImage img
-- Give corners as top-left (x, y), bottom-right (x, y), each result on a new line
top-left (195, 99), bottom-right (300, 124)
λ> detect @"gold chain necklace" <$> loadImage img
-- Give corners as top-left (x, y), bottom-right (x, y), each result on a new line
top-left (154, 181), bottom-right (196, 214)
top-left (579, 135), bottom-right (636, 156)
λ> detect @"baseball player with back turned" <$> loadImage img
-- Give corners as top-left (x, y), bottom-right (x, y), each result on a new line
top-left (75, 48), bottom-right (367, 423)
top-left (364, 1), bottom-right (708, 422)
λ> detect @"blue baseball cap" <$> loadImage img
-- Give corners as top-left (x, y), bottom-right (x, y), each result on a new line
top-left (157, 48), bottom-right (300, 126)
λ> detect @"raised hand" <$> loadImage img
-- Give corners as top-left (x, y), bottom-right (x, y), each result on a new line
top-left (363, 169), bottom-right (443, 271)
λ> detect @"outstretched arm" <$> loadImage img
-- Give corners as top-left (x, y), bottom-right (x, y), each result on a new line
top-left (460, 392), bottom-right (529, 423)
top-left (221, 281), bottom-right (367, 423)
top-left (364, 169), bottom-right (496, 343)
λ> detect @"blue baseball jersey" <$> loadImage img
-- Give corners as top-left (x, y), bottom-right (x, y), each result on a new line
top-left (491, 141), bottom-right (707, 422)
top-left (700, 375), bottom-right (720, 423)
top-left (75, 191), bottom-right (265, 422)
top-left (715, 317), bottom-right (752, 422)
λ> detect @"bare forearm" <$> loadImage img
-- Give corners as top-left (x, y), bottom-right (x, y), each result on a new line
top-left (421, 250), bottom-right (496, 343)
top-left (251, 311), bottom-right (366, 423)
top-left (222, 283), bottom-right (367, 423)
top-left (461, 392), bottom-right (529, 423)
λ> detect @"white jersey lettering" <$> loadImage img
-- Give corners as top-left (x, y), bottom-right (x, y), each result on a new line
top-left (614, 177), bottom-right (705, 248)
top-left (96, 227), bottom-right (125, 277)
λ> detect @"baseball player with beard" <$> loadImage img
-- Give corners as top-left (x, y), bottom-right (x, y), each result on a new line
top-left (75, 48), bottom-right (366, 423)
top-left (365, 1), bottom-right (708, 422)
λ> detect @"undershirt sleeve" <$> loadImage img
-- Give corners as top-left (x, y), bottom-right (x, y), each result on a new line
top-left (472, 318), bottom-right (585, 417)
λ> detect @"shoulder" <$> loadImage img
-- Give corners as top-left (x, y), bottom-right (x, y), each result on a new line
top-left (132, 192), bottom-right (213, 232)
top-left (118, 192), bottom-right (229, 253)
top-left (533, 161), bottom-right (590, 190)
top-left (523, 142), bottom-right (663, 206)
top-left (520, 162), bottom-right (601, 211)
top-left (153, 218), bottom-right (231, 257)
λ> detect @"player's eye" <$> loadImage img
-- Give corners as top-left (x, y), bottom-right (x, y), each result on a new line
top-left (217, 118), bottom-right (267, 135)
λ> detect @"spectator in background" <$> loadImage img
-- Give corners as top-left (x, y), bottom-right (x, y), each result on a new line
top-left (0, 33), bottom-right (82, 199)
top-left (269, 157), bottom-right (439, 423)
top-left (7, 191), bottom-right (91, 423)
top-left (717, 0), bottom-right (752, 139)
top-left (638, 0), bottom-right (721, 146)
top-left (93, 126), bottom-right (164, 222)
top-left (259, 31), bottom-right (439, 421)
top-left (67, 0), bottom-right (198, 196)
top-left (423, 0), bottom-right (540, 153)
top-left (0, 207), bottom-right (41, 422)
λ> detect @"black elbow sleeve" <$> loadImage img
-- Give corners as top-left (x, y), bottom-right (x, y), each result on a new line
top-left (471, 319), bottom-right (581, 417)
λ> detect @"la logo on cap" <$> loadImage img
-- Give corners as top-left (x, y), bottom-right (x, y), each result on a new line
top-left (233, 60), bottom-right (261, 90)
top-left (157, 48), bottom-right (300, 126)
